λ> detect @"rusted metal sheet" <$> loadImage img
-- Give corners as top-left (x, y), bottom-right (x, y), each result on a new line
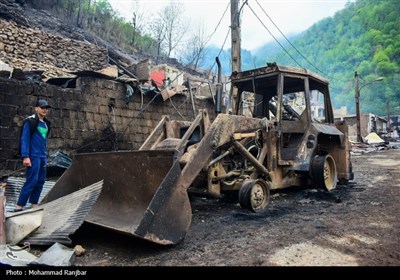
top-left (23, 180), bottom-right (103, 245)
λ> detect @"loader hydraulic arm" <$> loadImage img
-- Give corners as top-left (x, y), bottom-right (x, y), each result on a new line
top-left (175, 114), bottom-right (268, 191)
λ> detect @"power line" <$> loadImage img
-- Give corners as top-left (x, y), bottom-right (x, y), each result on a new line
top-left (207, 27), bottom-right (231, 77)
top-left (245, 2), bottom-right (303, 68)
top-left (204, 1), bottom-right (230, 47)
top-left (254, 0), bottom-right (328, 77)
top-left (184, 1), bottom-right (230, 78)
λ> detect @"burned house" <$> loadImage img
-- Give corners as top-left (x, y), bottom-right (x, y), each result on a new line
top-left (0, 19), bottom-right (217, 170)
top-left (334, 111), bottom-right (389, 142)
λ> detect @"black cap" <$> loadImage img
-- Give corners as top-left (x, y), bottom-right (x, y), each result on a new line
top-left (36, 99), bottom-right (51, 108)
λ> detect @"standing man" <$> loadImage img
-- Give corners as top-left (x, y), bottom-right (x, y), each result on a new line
top-left (15, 99), bottom-right (51, 211)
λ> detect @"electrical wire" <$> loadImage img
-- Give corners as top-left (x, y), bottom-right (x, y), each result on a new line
top-left (207, 27), bottom-right (231, 77)
top-left (203, 1), bottom-right (230, 47)
top-left (254, 0), bottom-right (328, 76)
top-left (245, 2), bottom-right (303, 68)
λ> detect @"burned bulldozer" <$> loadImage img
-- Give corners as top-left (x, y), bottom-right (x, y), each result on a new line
top-left (44, 63), bottom-right (353, 245)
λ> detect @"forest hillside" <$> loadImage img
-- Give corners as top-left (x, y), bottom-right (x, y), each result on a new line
top-left (251, 0), bottom-right (399, 116)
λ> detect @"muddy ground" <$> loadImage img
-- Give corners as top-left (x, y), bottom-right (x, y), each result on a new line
top-left (38, 147), bottom-right (399, 267)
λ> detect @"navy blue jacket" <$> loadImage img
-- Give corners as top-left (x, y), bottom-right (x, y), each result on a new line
top-left (20, 114), bottom-right (51, 158)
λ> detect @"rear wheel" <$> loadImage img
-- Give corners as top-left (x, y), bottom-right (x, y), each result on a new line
top-left (239, 179), bottom-right (270, 212)
top-left (312, 154), bottom-right (337, 191)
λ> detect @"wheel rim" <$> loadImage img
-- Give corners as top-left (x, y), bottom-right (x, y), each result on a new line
top-left (312, 154), bottom-right (337, 191)
top-left (250, 182), bottom-right (267, 210)
top-left (239, 179), bottom-right (270, 212)
top-left (323, 155), bottom-right (337, 191)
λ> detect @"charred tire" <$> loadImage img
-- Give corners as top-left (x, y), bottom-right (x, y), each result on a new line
top-left (312, 154), bottom-right (337, 191)
top-left (239, 179), bottom-right (270, 212)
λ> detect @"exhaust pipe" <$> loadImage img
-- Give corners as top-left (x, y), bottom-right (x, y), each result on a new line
top-left (215, 57), bottom-right (222, 114)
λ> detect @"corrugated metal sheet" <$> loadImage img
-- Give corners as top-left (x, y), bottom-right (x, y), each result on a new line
top-left (22, 180), bottom-right (103, 245)
top-left (5, 177), bottom-right (56, 213)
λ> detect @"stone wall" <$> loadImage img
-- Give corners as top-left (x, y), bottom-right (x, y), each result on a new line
top-left (0, 19), bottom-right (108, 76)
top-left (0, 77), bottom-right (216, 169)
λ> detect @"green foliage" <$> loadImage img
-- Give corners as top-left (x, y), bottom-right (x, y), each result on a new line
top-left (251, 0), bottom-right (400, 116)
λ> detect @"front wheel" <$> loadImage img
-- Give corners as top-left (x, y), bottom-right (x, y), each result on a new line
top-left (239, 179), bottom-right (270, 212)
top-left (311, 154), bottom-right (337, 191)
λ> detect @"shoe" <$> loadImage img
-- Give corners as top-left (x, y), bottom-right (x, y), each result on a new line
top-left (13, 208), bottom-right (23, 212)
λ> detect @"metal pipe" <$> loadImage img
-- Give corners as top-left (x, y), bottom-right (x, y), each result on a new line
top-left (186, 78), bottom-right (196, 119)
top-left (215, 57), bottom-right (222, 114)
top-left (213, 171), bottom-right (241, 181)
top-left (208, 150), bottom-right (231, 167)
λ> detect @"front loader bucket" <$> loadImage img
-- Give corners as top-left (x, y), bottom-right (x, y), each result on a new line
top-left (43, 150), bottom-right (191, 245)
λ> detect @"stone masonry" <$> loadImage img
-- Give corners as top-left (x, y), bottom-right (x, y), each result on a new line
top-left (0, 19), bottom-right (108, 77)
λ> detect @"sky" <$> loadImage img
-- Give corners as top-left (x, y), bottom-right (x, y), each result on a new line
top-left (109, 0), bottom-right (351, 51)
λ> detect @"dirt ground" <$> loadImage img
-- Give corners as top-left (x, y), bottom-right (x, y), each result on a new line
top-left (40, 147), bottom-right (399, 267)
top-left (1, 2), bottom-right (398, 270)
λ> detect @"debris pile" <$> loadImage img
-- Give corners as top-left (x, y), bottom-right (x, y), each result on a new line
top-left (0, 180), bottom-right (103, 266)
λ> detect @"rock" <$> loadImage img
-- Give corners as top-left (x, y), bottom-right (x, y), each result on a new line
top-left (74, 244), bottom-right (86, 256)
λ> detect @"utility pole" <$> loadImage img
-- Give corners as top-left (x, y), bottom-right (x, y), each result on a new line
top-left (354, 71), bottom-right (384, 142)
top-left (354, 71), bottom-right (362, 142)
top-left (231, 0), bottom-right (241, 73)
top-left (229, 0), bottom-right (242, 114)
top-left (387, 101), bottom-right (391, 131)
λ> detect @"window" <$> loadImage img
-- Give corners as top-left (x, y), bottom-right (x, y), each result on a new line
top-left (310, 90), bottom-right (326, 123)
top-left (282, 76), bottom-right (306, 121)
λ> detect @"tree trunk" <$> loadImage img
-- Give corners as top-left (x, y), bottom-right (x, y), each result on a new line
top-left (77, 0), bottom-right (82, 27)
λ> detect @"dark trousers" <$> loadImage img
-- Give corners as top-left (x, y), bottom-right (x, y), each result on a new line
top-left (17, 156), bottom-right (47, 207)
